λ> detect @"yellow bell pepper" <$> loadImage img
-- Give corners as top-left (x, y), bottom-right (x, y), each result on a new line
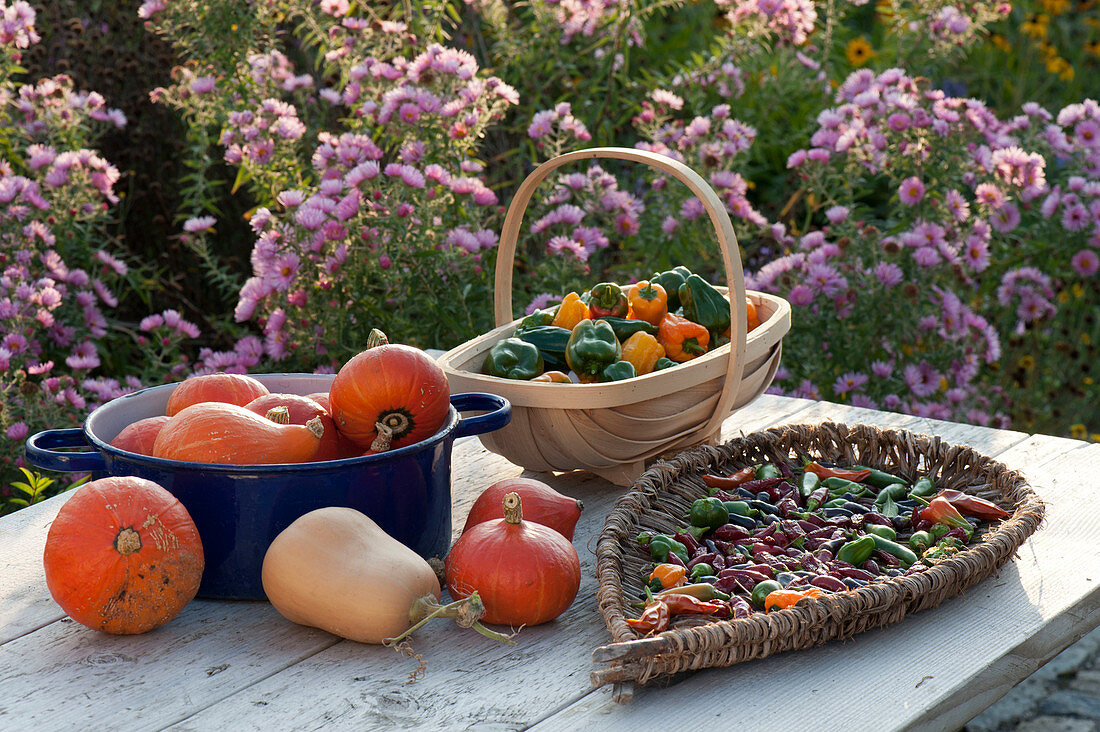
top-left (551, 292), bottom-right (590, 331)
top-left (620, 331), bottom-right (665, 375)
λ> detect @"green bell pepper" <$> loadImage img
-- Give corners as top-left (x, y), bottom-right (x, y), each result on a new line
top-left (654, 357), bottom-right (677, 371)
top-left (652, 266), bottom-right (692, 312)
top-left (637, 532), bottom-right (689, 564)
top-left (596, 316), bottom-right (658, 342)
top-left (599, 360), bottom-right (636, 382)
top-left (483, 337), bottom-right (544, 380)
top-left (588, 282), bottom-right (629, 319)
top-left (515, 308), bottom-right (557, 332)
top-left (565, 318), bottom-right (621, 382)
top-left (689, 497), bottom-right (729, 530)
top-left (515, 325), bottom-right (571, 372)
top-left (678, 274), bottom-right (731, 341)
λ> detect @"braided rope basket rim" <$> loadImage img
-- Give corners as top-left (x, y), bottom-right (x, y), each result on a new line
top-left (592, 421), bottom-right (1046, 688)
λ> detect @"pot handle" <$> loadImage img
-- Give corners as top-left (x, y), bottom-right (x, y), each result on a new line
top-left (452, 393), bottom-right (511, 439)
top-left (24, 428), bottom-right (108, 473)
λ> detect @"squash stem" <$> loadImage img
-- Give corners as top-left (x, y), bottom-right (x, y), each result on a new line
top-left (383, 591), bottom-right (518, 647)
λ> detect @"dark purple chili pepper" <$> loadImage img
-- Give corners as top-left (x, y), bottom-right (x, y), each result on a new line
top-left (674, 531), bottom-right (701, 555)
top-left (711, 552), bottom-right (726, 571)
top-left (862, 559), bottom-right (881, 575)
top-left (810, 575), bottom-right (847, 592)
top-left (874, 550), bottom-right (900, 568)
top-left (863, 512), bottom-right (893, 527)
top-left (688, 552), bottom-right (718, 568)
top-left (714, 576), bottom-right (749, 595)
top-left (664, 551), bottom-right (687, 568)
top-left (713, 524), bottom-right (751, 541)
top-left (781, 520), bottom-right (808, 538)
top-left (945, 527), bottom-right (971, 542)
top-left (710, 539), bottom-right (736, 555)
top-left (799, 517), bottom-right (824, 530)
top-left (814, 548), bottom-right (834, 562)
top-left (729, 597), bottom-right (754, 619)
top-left (778, 461), bottom-right (795, 479)
top-left (777, 497), bottom-right (800, 516)
top-left (740, 477), bottom-right (783, 494)
top-left (770, 531), bottom-right (791, 549)
top-left (710, 488), bottom-right (737, 501)
top-left (835, 566), bottom-right (875, 581)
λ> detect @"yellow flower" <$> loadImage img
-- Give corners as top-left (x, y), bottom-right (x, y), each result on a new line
top-left (1070, 423), bottom-right (1088, 440)
top-left (991, 34), bottom-right (1012, 53)
top-left (1073, 283), bottom-right (1086, 298)
top-left (1022, 14), bottom-right (1050, 39)
top-left (875, 0), bottom-right (895, 21)
top-left (1046, 55), bottom-right (1073, 80)
top-left (1058, 290), bottom-right (1071, 303)
top-left (1041, 0), bottom-right (1070, 14)
top-left (1082, 332), bottom-right (1092, 346)
top-left (846, 37), bottom-right (875, 67)
top-left (1087, 41), bottom-right (1100, 58)
top-left (1019, 355), bottom-right (1036, 370)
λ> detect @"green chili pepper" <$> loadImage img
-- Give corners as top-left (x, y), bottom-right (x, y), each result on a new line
top-left (851, 465), bottom-right (908, 489)
top-left (678, 274), bottom-right (732, 341)
top-left (864, 524), bottom-right (897, 541)
top-left (869, 533), bottom-right (918, 568)
top-left (756, 463), bottom-right (782, 481)
top-left (689, 497), bottom-right (730, 530)
top-left (824, 497), bottom-right (849, 508)
top-left (515, 325), bottom-right (572, 372)
top-left (483, 337), bottom-right (545, 380)
top-left (594, 315), bottom-right (658, 343)
top-left (909, 530), bottom-right (933, 553)
top-left (646, 533), bottom-right (689, 564)
top-left (689, 563), bottom-right (715, 581)
top-left (800, 470), bottom-right (821, 498)
top-left (929, 523), bottom-right (951, 540)
top-left (909, 476), bottom-right (937, 498)
top-left (599, 360), bottom-right (637, 382)
top-left (654, 357), bottom-right (677, 371)
top-left (874, 482), bottom-right (909, 506)
top-left (836, 535), bottom-right (876, 565)
top-left (652, 266), bottom-right (693, 312)
top-left (565, 319), bottom-right (621, 382)
top-left (723, 500), bottom-right (757, 517)
top-left (588, 282), bottom-right (630, 319)
top-left (824, 476), bottom-right (866, 495)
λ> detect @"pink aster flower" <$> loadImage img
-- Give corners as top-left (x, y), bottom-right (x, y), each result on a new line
top-left (1072, 249), bottom-right (1100, 277)
top-left (898, 177), bottom-right (925, 206)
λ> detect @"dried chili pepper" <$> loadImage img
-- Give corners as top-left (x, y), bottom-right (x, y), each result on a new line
top-left (803, 462), bottom-right (873, 483)
top-left (625, 598), bottom-right (671, 633)
top-left (701, 466), bottom-right (756, 490)
top-left (933, 489), bottom-right (1009, 520)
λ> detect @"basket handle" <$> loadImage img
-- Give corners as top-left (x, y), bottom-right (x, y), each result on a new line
top-left (495, 146), bottom-right (748, 441)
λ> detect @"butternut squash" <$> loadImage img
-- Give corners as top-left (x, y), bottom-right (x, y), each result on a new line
top-left (262, 507), bottom-right (517, 647)
top-left (261, 507), bottom-right (441, 643)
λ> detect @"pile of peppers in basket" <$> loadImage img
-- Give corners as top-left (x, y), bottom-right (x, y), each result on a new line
top-left (625, 460), bottom-right (1011, 635)
top-left (481, 265), bottom-right (762, 384)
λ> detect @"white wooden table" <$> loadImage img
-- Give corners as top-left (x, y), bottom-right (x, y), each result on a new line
top-left (3, 394), bottom-right (1099, 731)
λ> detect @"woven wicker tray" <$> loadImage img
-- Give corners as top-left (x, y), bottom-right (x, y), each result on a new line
top-left (591, 422), bottom-right (1045, 697)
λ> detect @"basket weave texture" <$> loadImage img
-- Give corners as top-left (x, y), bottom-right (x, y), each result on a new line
top-left (438, 147), bottom-right (791, 486)
top-left (591, 422), bottom-right (1045, 688)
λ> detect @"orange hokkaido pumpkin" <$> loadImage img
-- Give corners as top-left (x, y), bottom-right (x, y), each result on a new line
top-left (329, 344), bottom-right (450, 451)
top-left (165, 372), bottom-right (270, 417)
top-left (153, 402), bottom-right (324, 464)
top-left (243, 393), bottom-right (356, 461)
top-left (109, 415), bottom-right (170, 456)
top-left (42, 476), bottom-right (204, 634)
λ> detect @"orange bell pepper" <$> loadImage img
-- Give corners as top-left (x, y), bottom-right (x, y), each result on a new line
top-left (551, 292), bottom-right (590, 331)
top-left (531, 370), bottom-right (572, 383)
top-left (619, 331), bottom-right (665, 375)
top-left (625, 280), bottom-right (668, 326)
top-left (648, 563), bottom-right (687, 589)
top-left (657, 313), bottom-right (710, 362)
top-left (720, 298), bottom-right (762, 341)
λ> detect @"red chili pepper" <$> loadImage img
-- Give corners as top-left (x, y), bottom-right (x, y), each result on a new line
top-left (701, 466), bottom-right (756, 490)
top-left (934, 490), bottom-right (1010, 520)
top-left (659, 592), bottom-right (727, 618)
top-left (803, 461), bottom-right (872, 483)
top-left (918, 496), bottom-right (973, 529)
top-left (625, 598), bottom-right (671, 633)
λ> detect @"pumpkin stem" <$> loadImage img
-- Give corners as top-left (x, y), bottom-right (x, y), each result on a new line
top-left (367, 329), bottom-right (389, 349)
top-left (265, 406), bottom-right (291, 425)
top-left (382, 592), bottom-right (518, 648)
top-left (370, 421), bottom-right (393, 452)
top-left (305, 416), bottom-right (324, 439)
top-left (502, 492), bottom-right (522, 525)
top-left (114, 527), bottom-right (142, 556)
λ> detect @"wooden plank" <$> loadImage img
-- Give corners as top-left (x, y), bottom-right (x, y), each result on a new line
top-left (0, 493), bottom-right (71, 644)
top-left (533, 439), bottom-right (1100, 732)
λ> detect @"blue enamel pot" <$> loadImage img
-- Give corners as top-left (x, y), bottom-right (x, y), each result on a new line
top-left (24, 374), bottom-right (510, 601)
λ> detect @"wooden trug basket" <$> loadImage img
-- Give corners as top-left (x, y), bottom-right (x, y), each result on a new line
top-left (591, 422), bottom-right (1045, 699)
top-left (438, 148), bottom-right (791, 485)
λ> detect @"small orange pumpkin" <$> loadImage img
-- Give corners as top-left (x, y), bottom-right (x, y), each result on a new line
top-left (165, 372), bottom-right (270, 417)
top-left (329, 343), bottom-right (450, 451)
top-left (109, 415), bottom-right (170, 456)
top-left (42, 476), bottom-right (205, 634)
top-left (243, 393), bottom-right (357, 461)
top-left (153, 402), bottom-right (324, 464)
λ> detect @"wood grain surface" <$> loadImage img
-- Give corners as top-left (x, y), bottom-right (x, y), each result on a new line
top-left (1, 394), bottom-right (1097, 732)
